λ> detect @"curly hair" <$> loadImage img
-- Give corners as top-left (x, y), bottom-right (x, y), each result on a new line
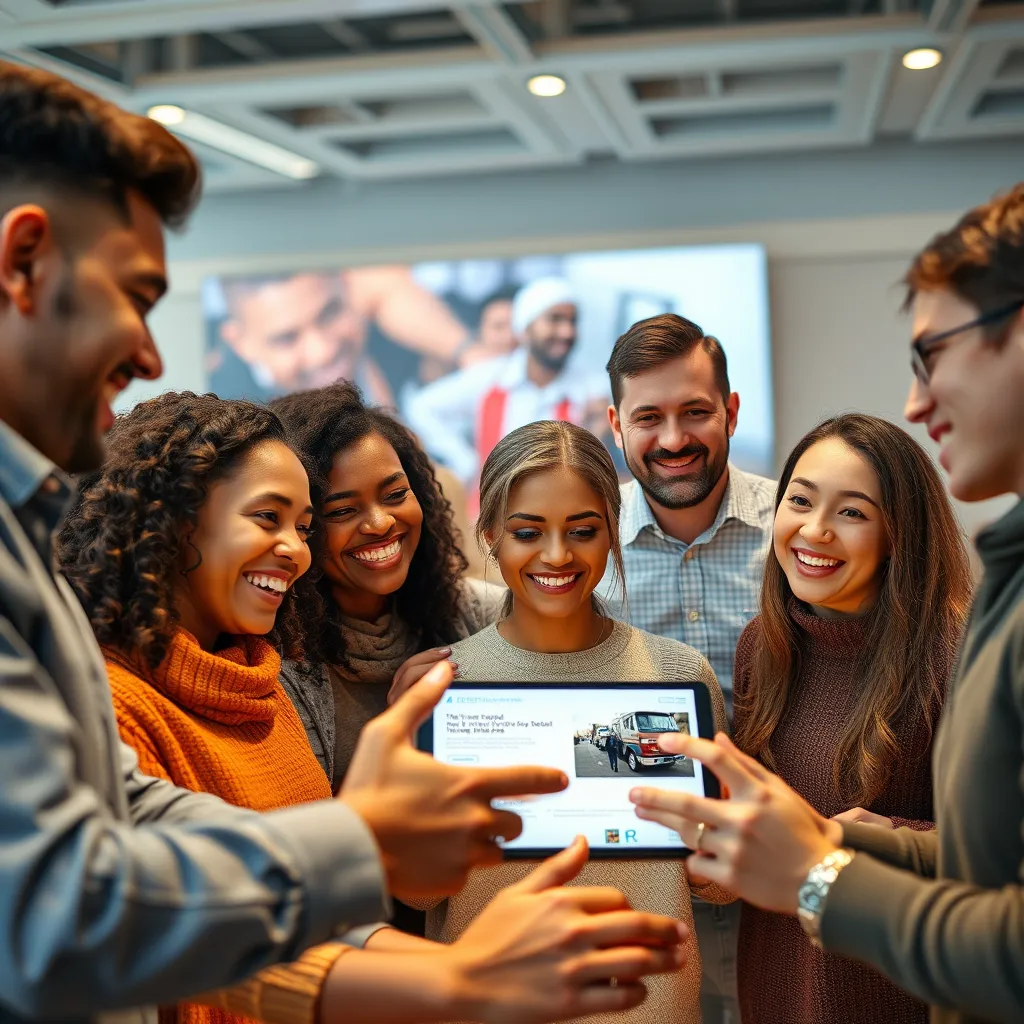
top-left (58, 392), bottom-right (322, 670)
top-left (270, 381), bottom-right (468, 666)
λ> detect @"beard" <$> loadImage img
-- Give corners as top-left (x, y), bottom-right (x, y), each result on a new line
top-left (624, 436), bottom-right (730, 510)
top-left (529, 339), bottom-right (573, 374)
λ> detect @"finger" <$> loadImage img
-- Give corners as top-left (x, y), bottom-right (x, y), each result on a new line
top-left (568, 945), bottom-right (685, 985)
top-left (514, 836), bottom-right (588, 894)
top-left (575, 909), bottom-right (687, 948)
top-left (572, 982), bottom-right (647, 1016)
top-left (550, 886), bottom-right (632, 916)
top-left (488, 808), bottom-right (526, 844)
top-left (629, 787), bottom-right (732, 831)
top-left (387, 650), bottom-right (453, 702)
top-left (682, 851), bottom-right (727, 886)
top-left (648, 734), bottom-right (763, 796)
top-left (713, 733), bottom-right (773, 782)
top-left (379, 660), bottom-right (453, 737)
top-left (473, 764), bottom-right (569, 799)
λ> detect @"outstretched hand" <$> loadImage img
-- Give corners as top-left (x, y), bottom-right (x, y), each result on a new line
top-left (342, 661), bottom-right (567, 902)
top-left (630, 732), bottom-right (843, 915)
top-left (448, 837), bottom-right (688, 1022)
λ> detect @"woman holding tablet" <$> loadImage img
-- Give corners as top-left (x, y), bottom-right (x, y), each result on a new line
top-left (59, 394), bottom-right (688, 1024)
top-left (423, 419), bottom-right (729, 1024)
top-left (728, 413), bottom-right (971, 1024)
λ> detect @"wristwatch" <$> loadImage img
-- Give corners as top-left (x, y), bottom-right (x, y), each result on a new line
top-left (797, 848), bottom-right (854, 948)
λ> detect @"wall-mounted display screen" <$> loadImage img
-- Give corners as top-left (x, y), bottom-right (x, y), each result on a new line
top-left (202, 243), bottom-right (772, 513)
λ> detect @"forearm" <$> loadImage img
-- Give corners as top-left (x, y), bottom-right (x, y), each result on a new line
top-left (365, 927), bottom-right (441, 953)
top-left (822, 854), bottom-right (1024, 1023)
top-left (842, 821), bottom-right (938, 877)
top-left (318, 949), bottom-right (466, 1024)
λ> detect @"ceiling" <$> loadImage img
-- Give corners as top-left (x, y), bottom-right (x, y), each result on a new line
top-left (2, 0), bottom-right (1023, 192)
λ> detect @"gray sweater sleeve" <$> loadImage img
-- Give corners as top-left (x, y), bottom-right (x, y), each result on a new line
top-left (821, 853), bottom-right (1024, 1022)
top-left (0, 617), bottom-right (388, 1019)
top-left (841, 821), bottom-right (938, 877)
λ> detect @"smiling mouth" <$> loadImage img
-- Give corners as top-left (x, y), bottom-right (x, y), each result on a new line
top-left (243, 573), bottom-right (289, 601)
top-left (651, 452), bottom-right (702, 472)
top-left (348, 536), bottom-right (404, 569)
top-left (793, 550), bottom-right (845, 576)
top-left (527, 571), bottom-right (584, 594)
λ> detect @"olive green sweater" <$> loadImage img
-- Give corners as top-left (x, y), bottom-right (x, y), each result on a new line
top-left (822, 497), bottom-right (1024, 1024)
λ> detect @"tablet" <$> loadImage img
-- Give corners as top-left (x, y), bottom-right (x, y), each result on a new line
top-left (416, 681), bottom-right (720, 858)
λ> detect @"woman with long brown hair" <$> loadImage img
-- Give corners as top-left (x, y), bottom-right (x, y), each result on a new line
top-left (729, 412), bottom-right (972, 1024)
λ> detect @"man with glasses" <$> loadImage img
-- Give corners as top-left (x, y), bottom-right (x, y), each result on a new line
top-left (629, 183), bottom-right (1024, 1024)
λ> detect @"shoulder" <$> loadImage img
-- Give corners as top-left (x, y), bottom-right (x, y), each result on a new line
top-left (625, 626), bottom-right (715, 680)
top-left (730, 466), bottom-right (777, 520)
top-left (456, 577), bottom-right (507, 637)
top-left (732, 616), bottom-right (764, 698)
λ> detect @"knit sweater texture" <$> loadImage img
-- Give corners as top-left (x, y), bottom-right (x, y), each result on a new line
top-left (732, 600), bottom-right (947, 1024)
top-left (426, 619), bottom-right (730, 1024)
top-left (106, 630), bottom-right (340, 1024)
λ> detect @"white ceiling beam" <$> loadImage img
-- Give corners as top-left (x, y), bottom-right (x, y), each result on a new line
top-left (2, 0), bottom-right (496, 49)
top-left (926, 0), bottom-right (982, 34)
top-left (451, 4), bottom-right (534, 64)
top-left (213, 31), bottom-right (275, 62)
top-left (320, 20), bottom-right (373, 54)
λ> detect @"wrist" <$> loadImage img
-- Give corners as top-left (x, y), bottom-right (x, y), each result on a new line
top-left (797, 847), bottom-right (854, 946)
top-left (433, 951), bottom-right (483, 1023)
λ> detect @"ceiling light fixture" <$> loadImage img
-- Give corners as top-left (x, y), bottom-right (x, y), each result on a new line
top-left (902, 47), bottom-right (942, 71)
top-left (147, 105), bottom-right (320, 180)
top-left (527, 74), bottom-right (567, 98)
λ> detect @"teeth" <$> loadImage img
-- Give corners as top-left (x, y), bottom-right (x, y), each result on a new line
top-left (532, 574), bottom-right (578, 588)
top-left (352, 539), bottom-right (401, 563)
top-left (244, 574), bottom-right (287, 593)
top-left (795, 551), bottom-right (841, 568)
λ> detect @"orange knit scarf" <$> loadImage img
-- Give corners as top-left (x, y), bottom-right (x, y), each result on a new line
top-left (106, 630), bottom-right (333, 1024)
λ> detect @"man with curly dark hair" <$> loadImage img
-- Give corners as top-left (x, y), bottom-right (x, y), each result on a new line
top-left (0, 63), bottom-right (683, 1024)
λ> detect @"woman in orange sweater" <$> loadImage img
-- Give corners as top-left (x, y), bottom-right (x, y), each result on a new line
top-left (58, 392), bottom-right (686, 1024)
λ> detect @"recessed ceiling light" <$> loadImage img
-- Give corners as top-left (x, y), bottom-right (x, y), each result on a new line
top-left (147, 104), bottom-right (186, 126)
top-left (146, 106), bottom-right (319, 180)
top-left (527, 74), bottom-right (567, 98)
top-left (902, 47), bottom-right (942, 71)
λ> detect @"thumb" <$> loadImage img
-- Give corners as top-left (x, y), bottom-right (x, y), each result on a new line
top-left (514, 836), bottom-right (588, 894)
top-left (383, 659), bottom-right (454, 739)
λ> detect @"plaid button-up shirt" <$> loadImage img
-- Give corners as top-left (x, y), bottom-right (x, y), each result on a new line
top-left (598, 465), bottom-right (776, 706)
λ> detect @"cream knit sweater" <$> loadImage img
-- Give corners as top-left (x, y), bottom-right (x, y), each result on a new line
top-left (428, 619), bottom-right (730, 1024)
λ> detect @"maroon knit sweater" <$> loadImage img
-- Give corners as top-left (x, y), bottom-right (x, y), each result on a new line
top-left (733, 600), bottom-right (947, 1024)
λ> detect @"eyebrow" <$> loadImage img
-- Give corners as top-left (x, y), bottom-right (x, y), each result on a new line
top-left (507, 510), bottom-right (603, 524)
top-left (789, 477), bottom-right (881, 509)
top-left (630, 399), bottom-right (711, 415)
top-left (251, 491), bottom-right (314, 515)
top-left (323, 471), bottom-right (406, 505)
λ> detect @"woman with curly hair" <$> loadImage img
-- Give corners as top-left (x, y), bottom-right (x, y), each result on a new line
top-left (269, 381), bottom-right (503, 791)
top-left (59, 391), bottom-right (686, 1024)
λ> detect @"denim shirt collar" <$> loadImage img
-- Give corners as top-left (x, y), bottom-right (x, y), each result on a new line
top-left (0, 418), bottom-right (73, 529)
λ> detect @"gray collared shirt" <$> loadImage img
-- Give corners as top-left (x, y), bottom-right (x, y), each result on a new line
top-left (597, 464), bottom-right (776, 703)
top-left (0, 419), bottom-right (388, 1024)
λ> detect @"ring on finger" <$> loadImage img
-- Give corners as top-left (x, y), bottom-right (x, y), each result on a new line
top-left (694, 821), bottom-right (707, 853)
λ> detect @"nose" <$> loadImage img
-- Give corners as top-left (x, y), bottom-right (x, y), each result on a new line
top-left (273, 529), bottom-right (307, 565)
top-left (659, 417), bottom-right (692, 454)
top-left (904, 375), bottom-right (934, 424)
top-left (799, 509), bottom-right (832, 546)
top-left (540, 535), bottom-right (573, 568)
top-left (134, 329), bottom-right (163, 381)
top-left (361, 504), bottom-right (396, 536)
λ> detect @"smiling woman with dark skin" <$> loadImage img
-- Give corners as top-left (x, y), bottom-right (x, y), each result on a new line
top-left (418, 419), bottom-right (729, 1024)
top-left (270, 381), bottom-right (504, 791)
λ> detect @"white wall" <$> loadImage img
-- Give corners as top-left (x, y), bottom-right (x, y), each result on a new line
top-left (126, 137), bottom-right (1024, 539)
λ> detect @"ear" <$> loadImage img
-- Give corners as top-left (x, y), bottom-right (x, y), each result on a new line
top-left (725, 392), bottom-right (740, 438)
top-left (0, 205), bottom-right (56, 316)
top-left (607, 404), bottom-right (624, 451)
top-left (219, 318), bottom-right (249, 359)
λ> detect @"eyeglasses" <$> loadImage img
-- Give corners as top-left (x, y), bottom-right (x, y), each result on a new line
top-left (911, 299), bottom-right (1024, 384)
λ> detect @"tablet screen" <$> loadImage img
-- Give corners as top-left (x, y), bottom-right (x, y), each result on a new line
top-left (418, 681), bottom-right (718, 858)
